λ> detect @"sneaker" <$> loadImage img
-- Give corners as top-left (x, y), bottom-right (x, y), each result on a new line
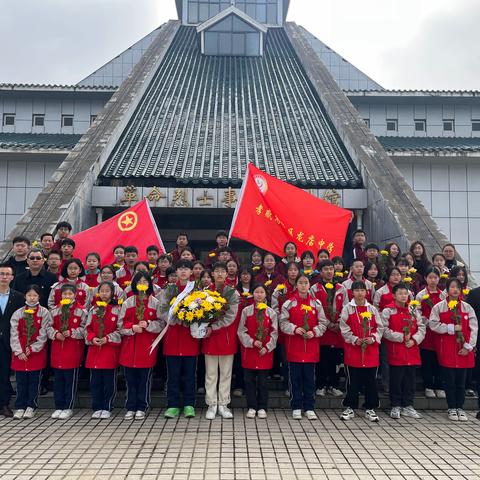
top-left (246, 408), bottom-right (256, 419)
top-left (91, 410), bottom-right (102, 419)
top-left (23, 407), bottom-right (35, 419)
top-left (401, 406), bottom-right (422, 419)
top-left (100, 410), bottom-right (111, 419)
top-left (365, 409), bottom-right (379, 422)
top-left (218, 406), bottom-right (233, 419)
top-left (425, 388), bottom-right (436, 398)
top-left (390, 407), bottom-right (401, 419)
top-left (13, 409), bottom-right (24, 419)
top-left (51, 409), bottom-right (63, 419)
top-left (292, 409), bottom-right (302, 420)
top-left (340, 408), bottom-right (354, 421)
top-left (466, 389), bottom-right (476, 397)
top-left (58, 409), bottom-right (73, 420)
top-left (197, 387), bottom-right (205, 394)
top-left (447, 409), bottom-right (459, 421)
top-left (305, 410), bottom-right (318, 420)
top-left (183, 406), bottom-right (195, 418)
top-left (328, 387), bottom-right (343, 397)
top-left (457, 409), bottom-right (468, 422)
top-left (124, 410), bottom-right (135, 420)
top-left (257, 409), bottom-right (267, 419)
top-left (316, 388), bottom-right (326, 397)
top-left (232, 388), bottom-right (243, 397)
top-left (435, 390), bottom-right (446, 399)
top-left (205, 405), bottom-right (217, 420)
top-left (164, 407), bottom-right (180, 419)
top-left (284, 389), bottom-right (290, 397)
top-left (135, 410), bottom-right (145, 420)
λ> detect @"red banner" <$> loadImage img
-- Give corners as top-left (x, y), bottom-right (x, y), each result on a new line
top-left (229, 164), bottom-right (352, 257)
top-left (71, 200), bottom-right (165, 264)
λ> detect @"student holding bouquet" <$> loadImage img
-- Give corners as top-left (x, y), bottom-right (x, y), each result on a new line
top-left (85, 281), bottom-right (122, 419)
top-left (339, 281), bottom-right (383, 422)
top-left (237, 284), bottom-right (278, 419)
top-left (10, 285), bottom-right (52, 419)
top-left (280, 274), bottom-right (328, 420)
top-left (118, 271), bottom-right (164, 421)
top-left (47, 284), bottom-right (87, 420)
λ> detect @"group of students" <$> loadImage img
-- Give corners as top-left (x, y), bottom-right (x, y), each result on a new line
top-left (1, 224), bottom-right (479, 424)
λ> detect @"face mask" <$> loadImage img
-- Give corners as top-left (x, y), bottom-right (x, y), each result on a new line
top-left (26, 301), bottom-right (39, 308)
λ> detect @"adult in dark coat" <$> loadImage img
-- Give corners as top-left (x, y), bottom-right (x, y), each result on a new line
top-left (466, 287), bottom-right (480, 419)
top-left (0, 263), bottom-right (25, 417)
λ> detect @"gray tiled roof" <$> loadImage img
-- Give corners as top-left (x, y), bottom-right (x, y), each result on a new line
top-left (378, 136), bottom-right (480, 152)
top-left (100, 26), bottom-right (362, 188)
top-left (0, 133), bottom-right (82, 151)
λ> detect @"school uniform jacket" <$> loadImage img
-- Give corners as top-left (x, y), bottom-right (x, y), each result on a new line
top-left (416, 288), bottom-right (446, 351)
top-left (201, 286), bottom-right (240, 356)
top-left (158, 283), bottom-right (201, 357)
top-left (279, 293), bottom-right (328, 363)
top-left (10, 305), bottom-right (51, 371)
top-left (47, 304), bottom-right (87, 369)
top-left (340, 300), bottom-right (383, 368)
top-left (254, 271), bottom-right (286, 302)
top-left (85, 304), bottom-right (122, 369)
top-left (84, 271), bottom-right (100, 288)
top-left (429, 299), bottom-right (478, 369)
top-left (381, 303), bottom-right (426, 366)
top-left (124, 283), bottom-right (162, 299)
top-left (48, 279), bottom-right (91, 310)
top-left (90, 282), bottom-right (126, 308)
top-left (271, 282), bottom-right (296, 345)
top-left (274, 257), bottom-right (301, 278)
top-left (118, 295), bottom-right (164, 368)
top-left (373, 283), bottom-right (413, 313)
top-left (310, 282), bottom-right (347, 348)
top-left (115, 266), bottom-right (134, 289)
top-left (342, 276), bottom-right (375, 304)
top-left (237, 305), bottom-right (278, 370)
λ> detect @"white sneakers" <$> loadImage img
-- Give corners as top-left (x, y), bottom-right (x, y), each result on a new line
top-left (23, 407), bottom-right (35, 419)
top-left (205, 405), bottom-right (217, 420)
top-left (435, 390), bottom-right (446, 398)
top-left (257, 409), bottom-right (267, 419)
top-left (401, 406), bottom-right (422, 419)
top-left (425, 388), bottom-right (436, 398)
top-left (135, 411), bottom-right (145, 420)
top-left (340, 408), bottom-right (355, 421)
top-left (92, 410), bottom-right (102, 419)
top-left (316, 388), bottom-right (326, 397)
top-left (92, 410), bottom-right (111, 419)
top-left (457, 409), bottom-right (468, 422)
top-left (218, 406), bottom-right (233, 419)
top-left (51, 409), bottom-right (63, 419)
top-left (316, 387), bottom-right (343, 397)
top-left (390, 407), bottom-right (401, 419)
top-left (365, 409), bottom-right (379, 422)
top-left (292, 409), bottom-right (302, 420)
top-left (13, 409), bottom-right (24, 419)
top-left (206, 405), bottom-right (233, 419)
top-left (448, 409), bottom-right (459, 421)
top-left (124, 411), bottom-right (135, 420)
top-left (305, 410), bottom-right (318, 420)
top-left (51, 409), bottom-right (72, 420)
top-left (246, 409), bottom-right (256, 419)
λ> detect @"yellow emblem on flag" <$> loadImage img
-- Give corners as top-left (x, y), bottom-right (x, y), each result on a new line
top-left (117, 211), bottom-right (138, 232)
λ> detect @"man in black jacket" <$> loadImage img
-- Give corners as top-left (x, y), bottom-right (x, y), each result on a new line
top-left (0, 263), bottom-right (25, 417)
top-left (466, 287), bottom-right (480, 419)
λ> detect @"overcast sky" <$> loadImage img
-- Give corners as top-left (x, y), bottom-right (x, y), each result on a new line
top-left (0, 0), bottom-right (478, 90)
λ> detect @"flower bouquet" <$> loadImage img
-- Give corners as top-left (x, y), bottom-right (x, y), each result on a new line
top-left (448, 300), bottom-right (465, 345)
top-left (24, 308), bottom-right (36, 349)
top-left (359, 311), bottom-right (372, 364)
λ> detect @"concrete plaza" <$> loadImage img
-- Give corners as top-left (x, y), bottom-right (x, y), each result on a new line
top-left (0, 408), bottom-right (479, 480)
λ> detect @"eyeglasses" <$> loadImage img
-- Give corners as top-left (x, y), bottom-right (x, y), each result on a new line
top-left (29, 256), bottom-right (44, 261)
top-left (0, 272), bottom-right (12, 277)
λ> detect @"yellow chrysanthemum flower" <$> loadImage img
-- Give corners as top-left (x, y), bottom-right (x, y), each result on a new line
top-left (213, 303), bottom-right (222, 311)
top-left (440, 274), bottom-right (449, 279)
top-left (194, 309), bottom-right (204, 320)
top-left (252, 266), bottom-right (261, 272)
top-left (178, 311), bottom-right (185, 320)
top-left (149, 264), bottom-right (156, 270)
top-left (408, 267), bottom-right (417, 274)
top-left (275, 284), bottom-right (286, 292)
top-left (403, 277), bottom-right (413, 283)
top-left (170, 296), bottom-right (177, 306)
top-left (137, 284), bottom-right (148, 292)
top-left (124, 281), bottom-right (132, 286)
top-left (380, 250), bottom-right (389, 256)
top-left (96, 301), bottom-right (108, 308)
top-left (118, 299), bottom-right (124, 305)
top-left (422, 294), bottom-right (430, 301)
top-left (209, 252), bottom-right (216, 257)
top-left (303, 269), bottom-right (312, 275)
top-left (448, 300), bottom-right (458, 310)
top-left (360, 311), bottom-right (372, 319)
top-left (335, 272), bottom-right (344, 278)
top-left (24, 309), bottom-right (35, 315)
top-left (325, 283), bottom-right (334, 290)
top-left (300, 304), bottom-right (313, 312)
top-left (463, 288), bottom-right (470, 296)
top-left (242, 292), bottom-right (252, 297)
top-left (409, 300), bottom-right (420, 307)
top-left (60, 299), bottom-right (72, 306)
top-left (264, 280), bottom-right (272, 287)
top-left (257, 303), bottom-right (268, 310)
top-left (185, 311), bottom-right (195, 322)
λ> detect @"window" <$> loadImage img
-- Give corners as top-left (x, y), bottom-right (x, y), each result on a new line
top-left (90, 115), bottom-right (97, 125)
top-left (472, 120), bottom-right (480, 132)
top-left (32, 114), bottom-right (45, 127)
top-left (415, 119), bottom-right (426, 132)
top-left (443, 120), bottom-right (455, 132)
top-left (3, 113), bottom-right (15, 126)
top-left (62, 115), bottom-right (74, 127)
top-left (363, 119), bottom-right (370, 128)
top-left (386, 119), bottom-right (398, 132)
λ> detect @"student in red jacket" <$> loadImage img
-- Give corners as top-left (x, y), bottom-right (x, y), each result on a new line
top-left (202, 262), bottom-right (240, 420)
top-left (118, 271), bottom-right (164, 421)
top-left (116, 246), bottom-right (138, 289)
top-left (339, 281), bottom-right (383, 422)
top-left (382, 283), bottom-right (426, 420)
top-left (158, 260), bottom-right (199, 419)
top-left (343, 259), bottom-right (376, 304)
top-left (85, 281), bottom-right (122, 420)
top-left (10, 285), bottom-right (52, 419)
top-left (152, 254), bottom-right (173, 288)
top-left (90, 265), bottom-right (126, 307)
top-left (84, 252), bottom-right (101, 288)
top-left (429, 278), bottom-right (478, 422)
top-left (255, 252), bottom-right (286, 302)
top-left (238, 284), bottom-right (278, 419)
top-left (47, 284), bottom-right (87, 420)
top-left (310, 260), bottom-right (347, 397)
top-left (275, 242), bottom-right (300, 278)
top-left (416, 267), bottom-right (446, 399)
top-left (280, 274), bottom-right (328, 420)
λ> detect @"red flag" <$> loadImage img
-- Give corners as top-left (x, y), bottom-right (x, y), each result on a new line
top-left (229, 164), bottom-right (352, 258)
top-left (71, 200), bottom-right (165, 264)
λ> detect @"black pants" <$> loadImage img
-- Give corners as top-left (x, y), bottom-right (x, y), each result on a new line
top-left (166, 356), bottom-right (197, 408)
top-left (196, 354), bottom-right (205, 390)
top-left (289, 362), bottom-right (315, 411)
top-left (343, 366), bottom-right (379, 410)
top-left (90, 369), bottom-right (117, 412)
top-left (389, 365), bottom-right (415, 408)
top-left (244, 369), bottom-right (269, 411)
top-left (124, 367), bottom-right (152, 412)
top-left (380, 343), bottom-right (389, 390)
top-left (443, 367), bottom-right (466, 409)
top-left (420, 349), bottom-right (443, 390)
top-left (53, 368), bottom-right (79, 410)
top-left (0, 341), bottom-right (13, 407)
top-left (316, 346), bottom-right (342, 389)
top-left (40, 341), bottom-right (52, 390)
top-left (232, 350), bottom-right (244, 390)
top-left (15, 370), bottom-right (42, 410)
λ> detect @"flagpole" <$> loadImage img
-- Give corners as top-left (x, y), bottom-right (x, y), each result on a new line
top-left (228, 163), bottom-right (251, 244)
